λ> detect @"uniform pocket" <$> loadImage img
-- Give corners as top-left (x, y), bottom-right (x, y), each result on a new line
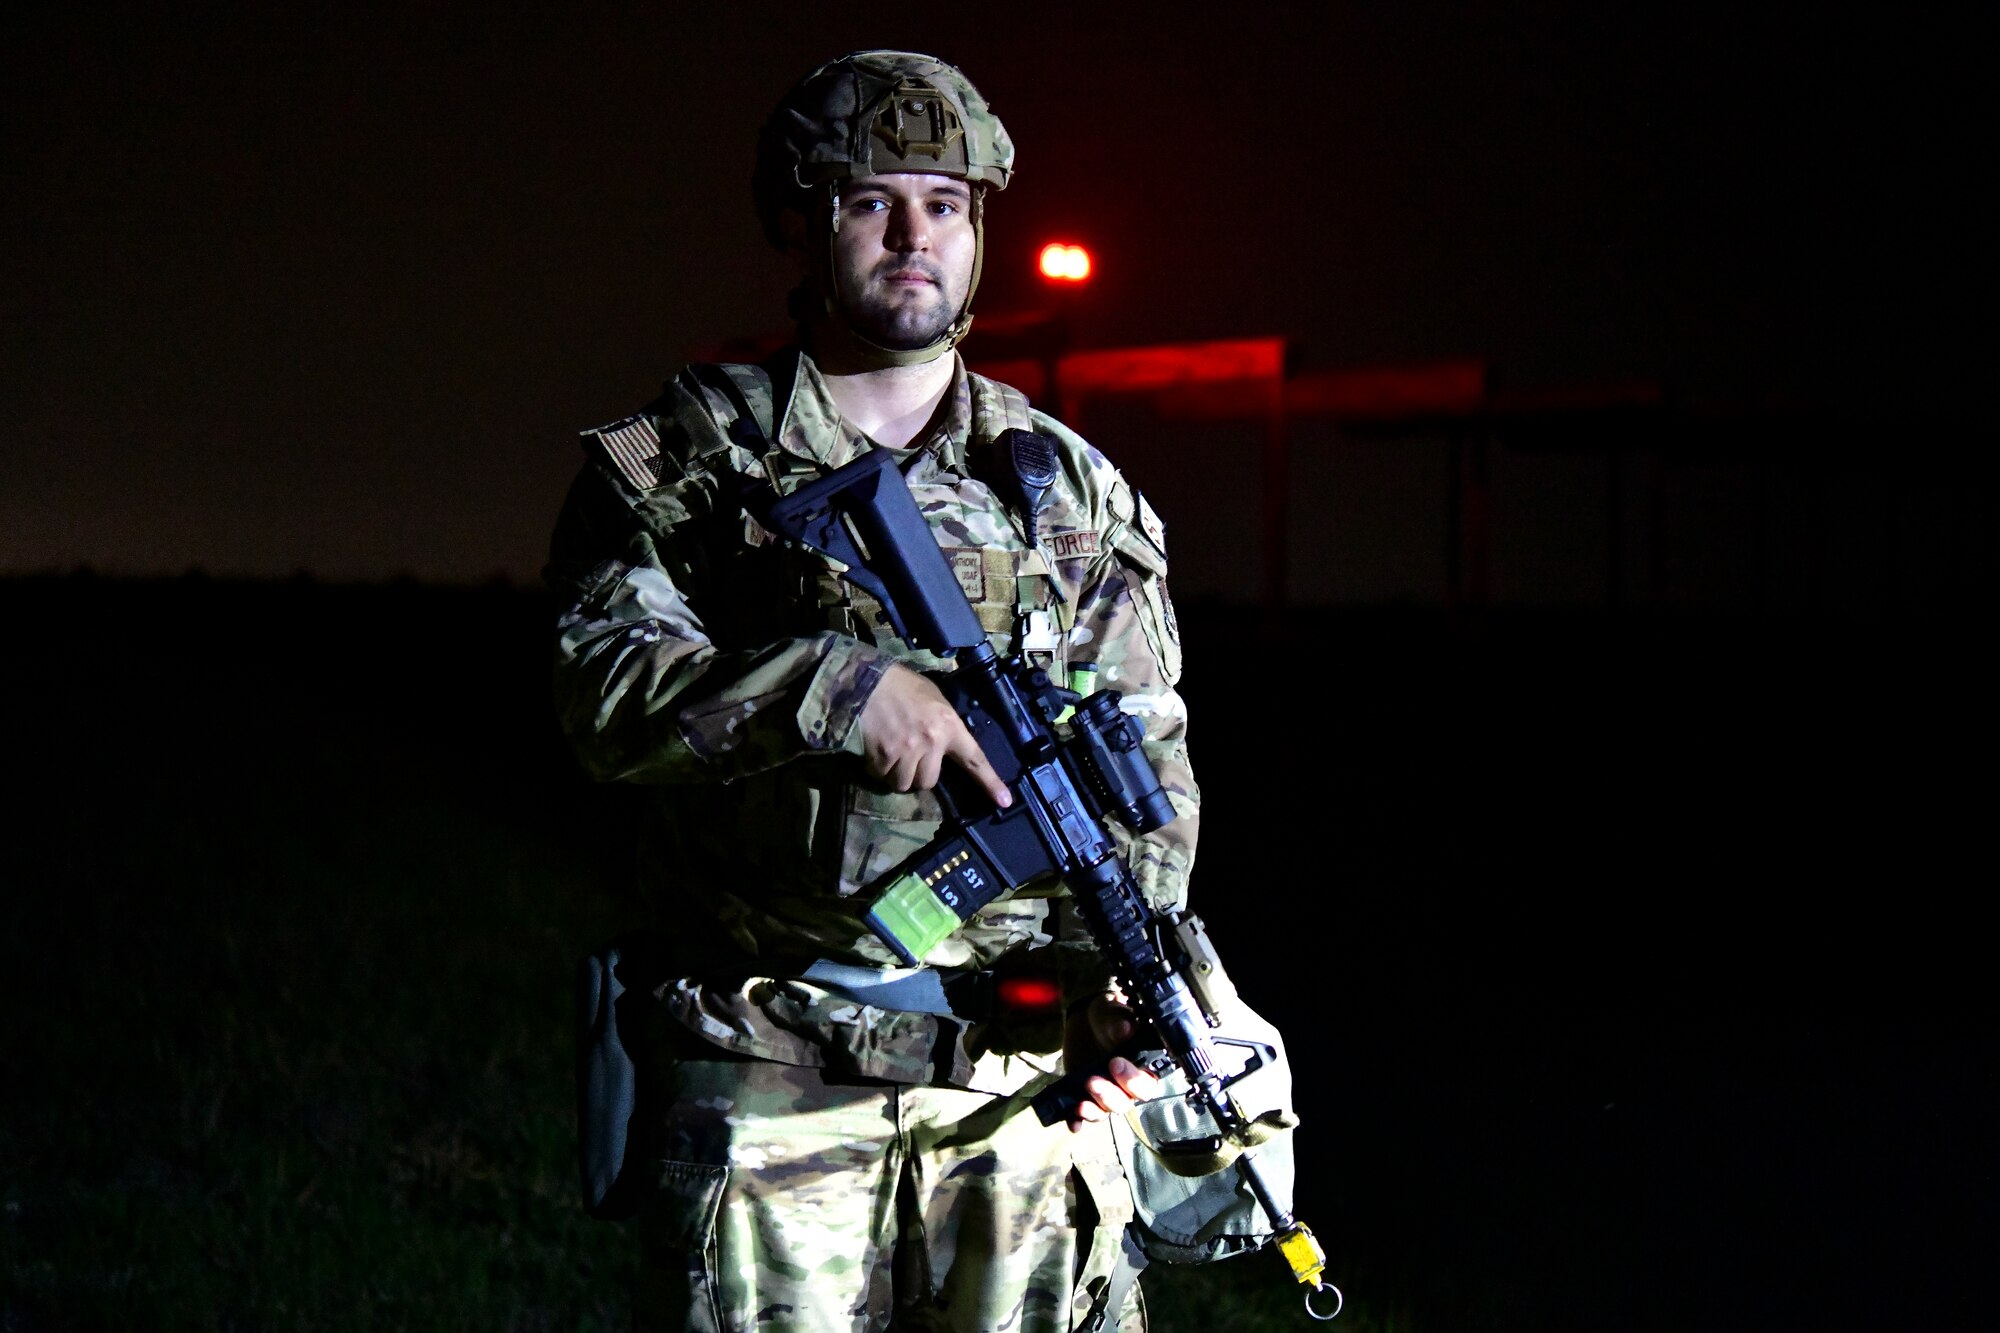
top-left (839, 786), bottom-right (945, 898)
top-left (635, 1160), bottom-right (730, 1333)
top-left (646, 1159), bottom-right (728, 1241)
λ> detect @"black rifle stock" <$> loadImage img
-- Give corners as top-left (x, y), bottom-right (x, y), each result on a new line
top-left (749, 446), bottom-right (1338, 1317)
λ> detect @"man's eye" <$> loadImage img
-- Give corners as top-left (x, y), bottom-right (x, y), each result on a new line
top-left (929, 200), bottom-right (962, 216)
top-left (848, 197), bottom-right (889, 214)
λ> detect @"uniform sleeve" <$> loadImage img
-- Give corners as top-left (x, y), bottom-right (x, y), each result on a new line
top-left (544, 451), bottom-right (893, 786)
top-left (1036, 414), bottom-right (1200, 919)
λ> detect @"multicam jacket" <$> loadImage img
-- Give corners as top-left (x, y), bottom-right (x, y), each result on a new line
top-left (546, 348), bottom-right (1197, 1093)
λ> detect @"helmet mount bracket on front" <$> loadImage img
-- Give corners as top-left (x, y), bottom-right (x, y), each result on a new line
top-left (870, 82), bottom-right (967, 167)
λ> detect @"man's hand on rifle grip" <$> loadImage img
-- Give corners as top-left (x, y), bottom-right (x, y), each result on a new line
top-left (857, 663), bottom-right (1012, 808)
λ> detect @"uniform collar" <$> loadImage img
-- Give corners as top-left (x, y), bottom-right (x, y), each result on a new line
top-left (773, 347), bottom-right (973, 476)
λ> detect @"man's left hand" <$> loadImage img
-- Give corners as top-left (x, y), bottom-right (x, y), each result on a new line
top-left (1063, 992), bottom-right (1163, 1132)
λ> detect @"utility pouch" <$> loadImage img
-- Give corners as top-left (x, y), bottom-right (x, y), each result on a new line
top-left (1109, 1000), bottom-right (1302, 1265)
top-left (575, 928), bottom-right (669, 1221)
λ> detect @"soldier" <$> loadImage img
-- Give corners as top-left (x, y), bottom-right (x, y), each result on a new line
top-left (548, 50), bottom-right (1195, 1332)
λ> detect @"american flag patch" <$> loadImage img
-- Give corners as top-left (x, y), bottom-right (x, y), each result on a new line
top-left (1136, 491), bottom-right (1168, 557)
top-left (588, 415), bottom-right (663, 490)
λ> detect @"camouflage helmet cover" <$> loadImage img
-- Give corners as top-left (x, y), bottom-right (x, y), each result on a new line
top-left (754, 49), bottom-right (1014, 250)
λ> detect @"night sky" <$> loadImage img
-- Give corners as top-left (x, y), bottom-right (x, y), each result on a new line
top-left (5, 2), bottom-right (1981, 584)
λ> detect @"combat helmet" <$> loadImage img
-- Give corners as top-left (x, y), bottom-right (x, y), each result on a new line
top-left (753, 50), bottom-right (1014, 368)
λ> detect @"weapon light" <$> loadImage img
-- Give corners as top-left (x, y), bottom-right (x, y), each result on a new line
top-left (1038, 242), bottom-right (1092, 282)
top-left (996, 976), bottom-right (1062, 1011)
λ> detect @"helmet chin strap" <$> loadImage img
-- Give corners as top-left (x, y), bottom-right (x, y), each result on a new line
top-left (802, 185), bottom-right (984, 371)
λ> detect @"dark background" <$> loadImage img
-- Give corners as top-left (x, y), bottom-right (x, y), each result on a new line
top-left (4, 1), bottom-right (1985, 585)
top-left (4, 3), bottom-right (1992, 1330)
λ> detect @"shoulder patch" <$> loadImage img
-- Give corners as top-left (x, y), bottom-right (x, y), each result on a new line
top-left (584, 414), bottom-right (664, 491)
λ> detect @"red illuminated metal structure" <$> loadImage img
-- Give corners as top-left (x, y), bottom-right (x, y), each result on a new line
top-left (971, 337), bottom-right (1291, 607)
top-left (968, 334), bottom-right (1504, 613)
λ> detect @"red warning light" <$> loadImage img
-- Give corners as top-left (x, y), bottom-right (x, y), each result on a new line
top-left (1038, 242), bottom-right (1093, 282)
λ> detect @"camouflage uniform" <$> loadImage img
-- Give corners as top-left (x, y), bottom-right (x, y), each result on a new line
top-left (548, 346), bottom-right (1195, 1331)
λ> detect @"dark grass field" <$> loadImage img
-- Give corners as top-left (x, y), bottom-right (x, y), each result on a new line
top-left (2, 573), bottom-right (1990, 1331)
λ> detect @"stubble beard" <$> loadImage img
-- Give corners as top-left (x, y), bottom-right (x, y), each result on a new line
top-left (845, 258), bottom-right (960, 351)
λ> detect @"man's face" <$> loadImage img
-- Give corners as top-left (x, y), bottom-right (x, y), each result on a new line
top-left (821, 172), bottom-right (977, 351)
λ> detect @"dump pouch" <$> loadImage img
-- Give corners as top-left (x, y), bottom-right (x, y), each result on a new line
top-left (1109, 999), bottom-right (1302, 1265)
top-left (576, 928), bottom-right (670, 1220)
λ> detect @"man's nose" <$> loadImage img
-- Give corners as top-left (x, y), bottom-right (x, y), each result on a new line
top-left (884, 201), bottom-right (930, 252)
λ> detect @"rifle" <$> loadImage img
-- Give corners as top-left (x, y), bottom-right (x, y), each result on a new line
top-left (748, 441), bottom-right (1341, 1320)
